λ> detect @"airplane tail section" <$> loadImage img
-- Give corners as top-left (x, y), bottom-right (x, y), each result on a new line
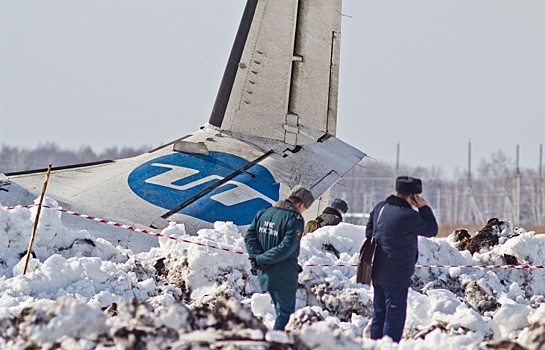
top-left (1, 0), bottom-right (365, 246)
top-left (209, 0), bottom-right (342, 145)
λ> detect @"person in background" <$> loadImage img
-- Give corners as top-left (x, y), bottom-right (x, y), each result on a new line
top-left (366, 176), bottom-right (438, 342)
top-left (304, 198), bottom-right (348, 234)
top-left (244, 185), bottom-right (315, 331)
top-left (318, 198), bottom-right (348, 226)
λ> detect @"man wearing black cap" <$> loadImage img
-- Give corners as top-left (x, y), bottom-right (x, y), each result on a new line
top-left (304, 198), bottom-right (348, 234)
top-left (245, 185), bottom-right (315, 331)
top-left (365, 176), bottom-right (438, 343)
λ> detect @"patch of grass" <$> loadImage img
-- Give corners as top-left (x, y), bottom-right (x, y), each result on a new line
top-left (521, 226), bottom-right (545, 234)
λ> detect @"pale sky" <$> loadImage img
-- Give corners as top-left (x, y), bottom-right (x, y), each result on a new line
top-left (1, 0), bottom-right (544, 176)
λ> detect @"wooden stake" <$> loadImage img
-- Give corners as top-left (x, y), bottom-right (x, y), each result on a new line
top-left (23, 164), bottom-right (52, 275)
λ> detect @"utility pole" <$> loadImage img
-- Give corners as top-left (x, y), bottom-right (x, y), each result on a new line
top-left (539, 144), bottom-right (543, 177)
top-left (465, 141), bottom-right (471, 223)
top-left (467, 141), bottom-right (483, 224)
top-left (537, 144), bottom-right (545, 226)
top-left (468, 141), bottom-right (472, 189)
top-left (515, 145), bottom-right (521, 226)
top-left (436, 187), bottom-right (441, 223)
top-left (396, 142), bottom-right (400, 175)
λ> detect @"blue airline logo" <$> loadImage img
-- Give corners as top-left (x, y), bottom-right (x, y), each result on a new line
top-left (128, 151), bottom-right (279, 225)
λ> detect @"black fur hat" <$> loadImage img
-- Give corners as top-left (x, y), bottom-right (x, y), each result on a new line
top-left (395, 176), bottom-right (422, 194)
top-left (331, 198), bottom-right (348, 213)
top-left (289, 185), bottom-right (315, 208)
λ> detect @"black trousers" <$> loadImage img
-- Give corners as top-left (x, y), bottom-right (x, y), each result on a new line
top-left (370, 282), bottom-right (409, 342)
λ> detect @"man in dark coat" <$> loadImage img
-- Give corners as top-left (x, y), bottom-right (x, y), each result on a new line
top-left (365, 176), bottom-right (438, 342)
top-left (245, 185), bottom-right (315, 330)
top-left (317, 198), bottom-right (348, 226)
top-left (304, 198), bottom-right (348, 234)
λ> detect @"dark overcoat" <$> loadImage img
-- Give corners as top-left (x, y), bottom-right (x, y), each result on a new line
top-left (366, 195), bottom-right (438, 288)
top-left (316, 207), bottom-right (343, 227)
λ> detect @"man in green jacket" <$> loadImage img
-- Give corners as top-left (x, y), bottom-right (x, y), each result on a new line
top-left (245, 185), bottom-right (315, 330)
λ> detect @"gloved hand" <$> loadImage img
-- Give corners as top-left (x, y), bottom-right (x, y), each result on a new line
top-left (249, 257), bottom-right (257, 275)
top-left (249, 257), bottom-right (269, 275)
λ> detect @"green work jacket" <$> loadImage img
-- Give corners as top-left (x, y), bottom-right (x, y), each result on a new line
top-left (245, 200), bottom-right (304, 292)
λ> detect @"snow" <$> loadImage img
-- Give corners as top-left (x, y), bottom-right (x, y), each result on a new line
top-left (2, 197), bottom-right (545, 349)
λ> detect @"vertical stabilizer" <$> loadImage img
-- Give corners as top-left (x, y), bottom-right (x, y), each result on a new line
top-left (209, 0), bottom-right (342, 145)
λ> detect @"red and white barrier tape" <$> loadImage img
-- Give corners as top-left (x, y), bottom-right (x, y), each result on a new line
top-left (2, 204), bottom-right (246, 255)
top-left (3, 204), bottom-right (545, 269)
top-left (4, 204), bottom-right (36, 210)
top-left (416, 264), bottom-right (545, 269)
top-left (305, 263), bottom-right (545, 269)
top-left (305, 263), bottom-right (357, 267)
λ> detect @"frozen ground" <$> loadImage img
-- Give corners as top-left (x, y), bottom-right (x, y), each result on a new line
top-left (2, 197), bottom-right (545, 349)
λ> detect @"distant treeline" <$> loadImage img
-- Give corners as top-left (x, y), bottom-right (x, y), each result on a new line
top-left (1, 144), bottom-right (544, 227)
top-left (0, 142), bottom-right (151, 173)
top-left (331, 150), bottom-right (545, 227)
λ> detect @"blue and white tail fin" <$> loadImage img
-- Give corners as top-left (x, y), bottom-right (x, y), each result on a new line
top-left (1, 0), bottom-right (365, 250)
